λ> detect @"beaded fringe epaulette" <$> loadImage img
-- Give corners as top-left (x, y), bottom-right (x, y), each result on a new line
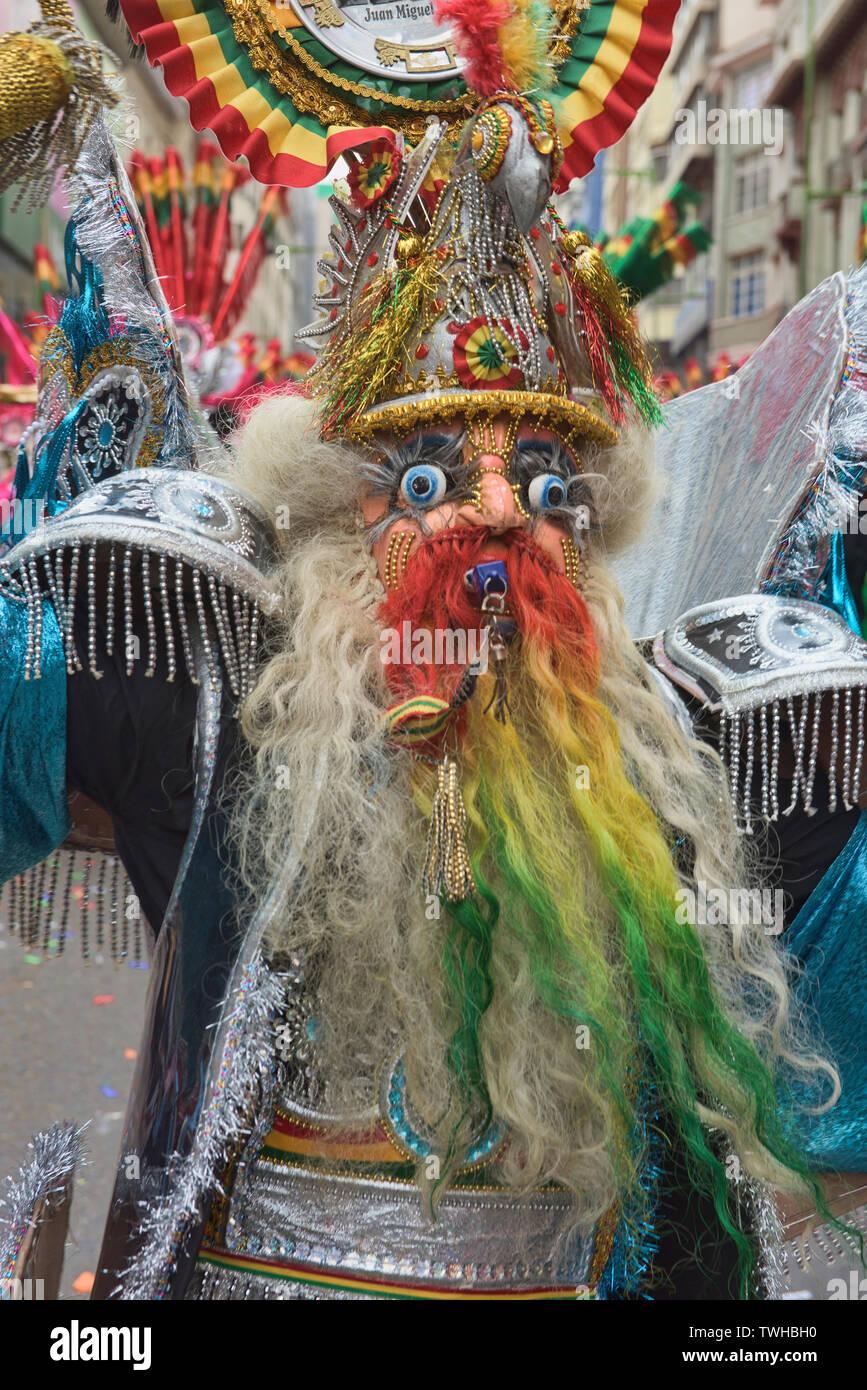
top-left (0, 848), bottom-right (142, 967)
top-left (0, 541), bottom-right (265, 702)
top-left (0, 469), bottom-right (281, 702)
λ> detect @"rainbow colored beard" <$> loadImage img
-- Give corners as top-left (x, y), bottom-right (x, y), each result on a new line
top-left (379, 527), bottom-right (822, 1295)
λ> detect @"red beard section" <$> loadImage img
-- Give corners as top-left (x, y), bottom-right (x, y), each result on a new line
top-left (378, 527), bottom-right (599, 705)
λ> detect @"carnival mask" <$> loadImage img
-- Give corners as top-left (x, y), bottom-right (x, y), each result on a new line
top-left (361, 414), bottom-right (588, 598)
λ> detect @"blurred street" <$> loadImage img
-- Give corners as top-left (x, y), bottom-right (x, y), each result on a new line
top-left (0, 865), bottom-right (149, 1301)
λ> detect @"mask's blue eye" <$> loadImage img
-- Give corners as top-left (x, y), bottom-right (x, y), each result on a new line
top-left (400, 464), bottom-right (448, 507)
top-left (527, 473), bottom-right (568, 511)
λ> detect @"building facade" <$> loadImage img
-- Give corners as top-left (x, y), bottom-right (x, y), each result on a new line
top-left (578, 0), bottom-right (867, 376)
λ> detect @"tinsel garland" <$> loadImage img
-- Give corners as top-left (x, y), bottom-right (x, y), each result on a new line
top-left (559, 230), bottom-right (663, 428)
top-left (69, 121), bottom-right (173, 354)
top-left (0, 1121), bottom-right (87, 1286)
top-left (739, 1171), bottom-right (787, 1301)
top-left (116, 953), bottom-right (283, 1299)
top-left (596, 1074), bottom-right (663, 1299)
top-left (309, 248), bottom-right (446, 438)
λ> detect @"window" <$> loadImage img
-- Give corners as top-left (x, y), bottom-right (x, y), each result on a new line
top-left (734, 62), bottom-right (769, 111)
top-left (651, 146), bottom-right (668, 184)
top-left (730, 251), bottom-right (765, 317)
top-left (734, 152), bottom-right (770, 214)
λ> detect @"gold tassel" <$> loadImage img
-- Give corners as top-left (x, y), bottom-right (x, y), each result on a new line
top-left (422, 754), bottom-right (475, 904)
top-left (564, 240), bottom-right (638, 332)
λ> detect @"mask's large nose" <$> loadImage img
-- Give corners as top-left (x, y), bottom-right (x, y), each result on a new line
top-left (455, 463), bottom-right (522, 533)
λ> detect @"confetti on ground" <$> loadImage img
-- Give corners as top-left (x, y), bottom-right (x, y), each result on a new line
top-left (100, 1084), bottom-right (118, 1099)
top-left (124, 1048), bottom-right (137, 1060)
top-left (20, 980), bottom-right (33, 989)
top-left (91, 994), bottom-right (115, 1006)
top-left (23, 953), bottom-right (41, 965)
top-left (72, 1272), bottom-right (94, 1295)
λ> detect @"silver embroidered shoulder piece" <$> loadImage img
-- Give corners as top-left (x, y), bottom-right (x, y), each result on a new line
top-left (0, 468), bottom-right (281, 702)
top-left (654, 593), bottom-right (867, 829)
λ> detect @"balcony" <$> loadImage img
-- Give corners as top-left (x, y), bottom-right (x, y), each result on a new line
top-left (766, 0), bottom-right (865, 105)
top-left (667, 0), bottom-right (716, 71)
top-left (671, 283), bottom-right (713, 356)
top-left (666, 140), bottom-right (715, 193)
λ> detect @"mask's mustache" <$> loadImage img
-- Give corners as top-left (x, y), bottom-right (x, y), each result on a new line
top-left (406, 525), bottom-right (558, 578)
top-left (378, 525), bottom-right (599, 703)
top-left (397, 526), bottom-right (563, 622)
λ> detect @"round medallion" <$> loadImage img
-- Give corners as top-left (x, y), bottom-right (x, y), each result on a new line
top-left (288, 0), bottom-right (460, 84)
top-left (380, 1053), bottom-right (505, 1170)
top-left (453, 317), bottom-right (526, 390)
top-left (347, 139), bottom-right (400, 208)
top-left (151, 478), bottom-right (244, 545)
top-left (759, 607), bottom-right (847, 660)
top-left (78, 376), bottom-right (147, 481)
top-left (470, 105), bottom-right (512, 182)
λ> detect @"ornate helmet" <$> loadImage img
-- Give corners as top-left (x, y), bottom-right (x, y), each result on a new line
top-left (117, 0), bottom-right (677, 455)
top-left (297, 30), bottom-right (661, 457)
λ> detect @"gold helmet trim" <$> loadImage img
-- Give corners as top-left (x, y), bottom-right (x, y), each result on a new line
top-left (346, 390), bottom-right (618, 453)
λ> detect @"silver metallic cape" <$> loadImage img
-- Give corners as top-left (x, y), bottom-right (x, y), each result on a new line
top-left (765, 266), bottom-right (867, 599)
top-left (615, 272), bottom-right (849, 639)
top-left (116, 951), bottom-right (284, 1299)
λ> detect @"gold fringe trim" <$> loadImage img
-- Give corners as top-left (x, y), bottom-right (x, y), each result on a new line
top-left (422, 754), bottom-right (476, 904)
top-left (310, 247), bottom-right (446, 434)
top-left (346, 389), bottom-right (617, 450)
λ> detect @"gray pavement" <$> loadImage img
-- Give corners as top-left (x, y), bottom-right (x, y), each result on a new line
top-left (0, 866), bottom-right (149, 1300)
